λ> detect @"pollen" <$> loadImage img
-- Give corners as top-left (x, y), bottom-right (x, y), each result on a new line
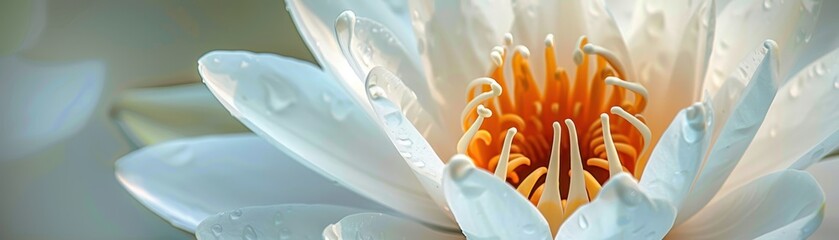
top-left (459, 34), bottom-right (651, 232)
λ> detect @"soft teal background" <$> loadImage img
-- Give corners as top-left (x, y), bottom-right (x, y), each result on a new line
top-left (1, 0), bottom-right (838, 239)
top-left (0, 1), bottom-right (312, 239)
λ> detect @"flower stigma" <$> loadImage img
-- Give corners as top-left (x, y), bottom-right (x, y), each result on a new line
top-left (457, 33), bottom-right (652, 233)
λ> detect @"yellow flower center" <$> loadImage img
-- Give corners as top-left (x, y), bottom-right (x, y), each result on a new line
top-left (457, 33), bottom-right (652, 232)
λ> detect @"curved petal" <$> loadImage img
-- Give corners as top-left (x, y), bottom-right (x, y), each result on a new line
top-left (115, 134), bottom-right (389, 232)
top-left (627, 0), bottom-right (713, 154)
top-left (639, 100), bottom-right (712, 209)
top-left (508, 0), bottom-right (585, 76)
top-left (413, 0), bottom-right (513, 134)
top-left (788, 0), bottom-right (839, 75)
top-left (605, 0), bottom-right (636, 32)
top-left (669, 170), bottom-right (824, 240)
top-left (442, 156), bottom-right (553, 240)
top-left (111, 83), bottom-right (248, 147)
top-left (195, 204), bottom-right (364, 240)
top-left (720, 46), bottom-right (839, 197)
top-left (334, 13), bottom-right (450, 142)
top-left (703, 0), bottom-right (822, 96)
top-left (323, 213), bottom-right (464, 240)
top-left (676, 40), bottom-right (781, 224)
top-left (557, 173), bottom-right (677, 240)
top-left (198, 51), bottom-right (454, 228)
top-left (365, 67), bottom-right (452, 214)
top-left (806, 156), bottom-right (839, 240)
top-left (0, 56), bottom-right (104, 161)
top-left (285, 0), bottom-right (416, 109)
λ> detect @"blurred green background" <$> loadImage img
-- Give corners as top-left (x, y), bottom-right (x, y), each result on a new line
top-left (0, 0), bottom-right (311, 239)
top-left (1, 0), bottom-right (838, 239)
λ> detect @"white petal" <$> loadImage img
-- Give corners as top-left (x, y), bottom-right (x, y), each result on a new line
top-left (285, 0), bottom-right (416, 109)
top-left (639, 100), bottom-right (712, 209)
top-left (703, 0), bottom-right (822, 96)
top-left (788, 0), bottom-right (839, 75)
top-left (670, 170), bottom-right (824, 239)
top-left (720, 46), bottom-right (839, 198)
top-left (334, 13), bottom-right (446, 139)
top-left (195, 204), bottom-right (364, 240)
top-left (604, 0), bottom-right (636, 32)
top-left (667, 0), bottom-right (716, 109)
top-left (442, 156), bottom-right (553, 240)
top-left (364, 66), bottom-right (455, 220)
top-left (0, 56), bottom-right (104, 161)
top-left (115, 134), bottom-right (389, 232)
top-left (677, 41), bottom-right (781, 224)
top-left (112, 83), bottom-right (248, 147)
top-left (323, 213), bottom-right (465, 240)
top-left (557, 173), bottom-right (677, 240)
top-left (627, 0), bottom-right (710, 152)
top-left (414, 0), bottom-right (513, 133)
top-left (367, 66), bottom-right (458, 172)
top-left (583, 0), bottom-right (635, 79)
top-left (198, 51), bottom-right (454, 228)
top-left (805, 156), bottom-right (839, 240)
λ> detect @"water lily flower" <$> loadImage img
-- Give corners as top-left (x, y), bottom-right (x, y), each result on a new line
top-left (116, 0), bottom-right (839, 239)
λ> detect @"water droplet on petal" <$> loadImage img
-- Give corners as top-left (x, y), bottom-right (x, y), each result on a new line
top-left (412, 160), bottom-right (425, 168)
top-left (814, 63), bottom-right (826, 76)
top-left (521, 223), bottom-right (536, 234)
top-left (263, 81), bottom-right (295, 113)
top-left (242, 225), bottom-right (258, 240)
top-left (763, 0), bottom-right (773, 10)
top-left (230, 209), bottom-right (242, 220)
top-left (368, 85), bottom-right (386, 99)
top-left (789, 82), bottom-right (801, 98)
top-left (211, 224), bottom-right (223, 237)
top-left (274, 212), bottom-right (284, 226)
top-left (384, 111), bottom-right (403, 126)
top-left (578, 215), bottom-right (589, 229)
top-left (279, 228), bottom-right (292, 240)
top-left (399, 151), bottom-right (413, 159)
top-left (396, 137), bottom-right (413, 146)
top-left (329, 100), bottom-right (353, 121)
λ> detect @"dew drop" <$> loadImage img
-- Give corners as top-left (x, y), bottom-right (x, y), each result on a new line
top-left (240, 61), bottom-right (250, 68)
top-left (763, 0), bottom-right (773, 10)
top-left (329, 99), bottom-right (353, 121)
top-left (242, 225), bottom-right (258, 240)
top-left (645, 12), bottom-right (665, 37)
top-left (814, 63), bottom-right (826, 76)
top-left (399, 151), bottom-right (413, 159)
top-left (230, 209), bottom-right (243, 220)
top-left (521, 223), bottom-right (536, 234)
top-left (211, 224), bottom-right (223, 238)
top-left (274, 212), bottom-right (284, 226)
top-left (789, 82), bottom-right (801, 98)
top-left (360, 43), bottom-right (374, 65)
top-left (384, 111), bottom-right (403, 126)
top-left (213, 58), bottom-right (221, 63)
top-left (578, 215), bottom-right (589, 229)
top-left (279, 228), bottom-right (292, 240)
top-left (396, 137), bottom-right (413, 146)
top-left (163, 144), bottom-right (193, 166)
top-left (263, 81), bottom-right (295, 112)
top-left (368, 85), bottom-right (386, 99)
top-left (412, 160), bottom-right (425, 168)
